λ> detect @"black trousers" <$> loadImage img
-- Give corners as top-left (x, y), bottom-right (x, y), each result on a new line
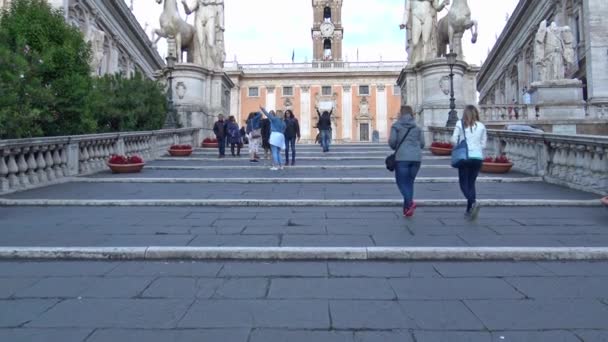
top-left (458, 159), bottom-right (482, 210)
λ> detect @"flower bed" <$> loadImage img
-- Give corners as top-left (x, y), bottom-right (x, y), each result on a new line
top-left (168, 144), bottom-right (193, 156)
top-left (107, 155), bottom-right (145, 173)
top-left (201, 138), bottom-right (218, 148)
top-left (481, 156), bottom-right (513, 173)
top-left (430, 142), bottom-right (453, 156)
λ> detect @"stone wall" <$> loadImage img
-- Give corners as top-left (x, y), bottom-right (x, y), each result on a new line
top-left (429, 126), bottom-right (608, 196)
top-left (0, 128), bottom-right (203, 194)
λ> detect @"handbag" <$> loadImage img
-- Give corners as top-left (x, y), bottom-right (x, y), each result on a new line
top-left (386, 127), bottom-right (412, 172)
top-left (451, 120), bottom-right (469, 168)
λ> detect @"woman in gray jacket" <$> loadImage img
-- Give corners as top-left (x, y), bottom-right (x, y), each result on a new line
top-left (388, 105), bottom-right (425, 217)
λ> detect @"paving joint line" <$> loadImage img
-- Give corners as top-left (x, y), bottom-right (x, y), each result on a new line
top-left (71, 177), bottom-right (544, 184)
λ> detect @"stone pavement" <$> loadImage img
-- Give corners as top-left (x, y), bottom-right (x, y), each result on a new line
top-left (1, 260), bottom-right (608, 341)
top-left (0, 143), bottom-right (607, 340)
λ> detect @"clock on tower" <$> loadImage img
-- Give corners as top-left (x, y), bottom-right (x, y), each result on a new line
top-left (311, 0), bottom-right (343, 62)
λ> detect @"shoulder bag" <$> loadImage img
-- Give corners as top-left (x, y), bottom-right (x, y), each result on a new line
top-left (450, 120), bottom-right (469, 168)
top-left (386, 127), bottom-right (412, 172)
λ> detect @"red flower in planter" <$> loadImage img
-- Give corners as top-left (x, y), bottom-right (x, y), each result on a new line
top-left (170, 144), bottom-right (192, 150)
top-left (431, 142), bottom-right (453, 149)
top-left (484, 156), bottom-right (511, 164)
top-left (108, 155), bottom-right (144, 164)
top-left (202, 137), bottom-right (218, 143)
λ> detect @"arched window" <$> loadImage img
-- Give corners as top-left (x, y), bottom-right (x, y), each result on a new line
top-left (323, 39), bottom-right (332, 60)
top-left (323, 6), bottom-right (331, 22)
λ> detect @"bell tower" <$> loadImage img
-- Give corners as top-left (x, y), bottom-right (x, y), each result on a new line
top-left (311, 0), bottom-right (343, 62)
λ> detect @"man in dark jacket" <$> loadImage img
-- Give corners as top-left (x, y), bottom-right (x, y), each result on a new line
top-left (316, 107), bottom-right (332, 152)
top-left (283, 110), bottom-right (301, 166)
top-left (213, 114), bottom-right (227, 158)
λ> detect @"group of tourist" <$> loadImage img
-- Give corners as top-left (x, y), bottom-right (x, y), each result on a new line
top-left (389, 104), bottom-right (487, 220)
top-left (214, 106), bottom-right (302, 170)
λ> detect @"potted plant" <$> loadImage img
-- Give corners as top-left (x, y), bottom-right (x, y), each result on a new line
top-left (430, 141), bottom-right (453, 156)
top-left (201, 137), bottom-right (218, 148)
top-left (168, 144), bottom-right (193, 156)
top-left (481, 155), bottom-right (513, 173)
top-left (107, 155), bottom-right (145, 173)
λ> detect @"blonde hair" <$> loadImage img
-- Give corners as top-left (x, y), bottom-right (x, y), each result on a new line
top-left (462, 105), bottom-right (480, 131)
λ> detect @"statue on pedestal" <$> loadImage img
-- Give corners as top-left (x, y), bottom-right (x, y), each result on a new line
top-left (152, 0), bottom-right (195, 64)
top-left (182, 0), bottom-right (225, 69)
top-left (436, 0), bottom-right (478, 58)
top-left (534, 20), bottom-right (575, 82)
top-left (400, 0), bottom-right (449, 65)
top-left (84, 16), bottom-right (105, 75)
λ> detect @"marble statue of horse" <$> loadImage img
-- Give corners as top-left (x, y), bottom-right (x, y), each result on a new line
top-left (152, 0), bottom-right (195, 63)
top-left (436, 0), bottom-right (478, 58)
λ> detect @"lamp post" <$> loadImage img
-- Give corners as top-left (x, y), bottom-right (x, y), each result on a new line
top-left (164, 54), bottom-right (178, 128)
top-left (445, 52), bottom-right (458, 127)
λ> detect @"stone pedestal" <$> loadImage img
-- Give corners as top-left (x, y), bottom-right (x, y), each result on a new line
top-left (167, 63), bottom-right (234, 137)
top-left (529, 80), bottom-right (585, 119)
top-left (397, 59), bottom-right (479, 141)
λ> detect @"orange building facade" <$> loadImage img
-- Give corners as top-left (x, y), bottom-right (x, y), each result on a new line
top-left (226, 62), bottom-right (404, 143)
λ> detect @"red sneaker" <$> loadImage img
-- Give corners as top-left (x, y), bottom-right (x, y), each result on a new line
top-left (405, 202), bottom-right (417, 217)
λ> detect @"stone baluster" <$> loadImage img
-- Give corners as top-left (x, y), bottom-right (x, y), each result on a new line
top-left (52, 146), bottom-right (63, 178)
top-left (0, 153), bottom-right (9, 192)
top-left (26, 148), bottom-right (38, 185)
top-left (44, 148), bottom-right (55, 181)
top-left (79, 144), bottom-right (89, 174)
top-left (60, 145), bottom-right (69, 176)
top-left (35, 149), bottom-right (48, 183)
top-left (16, 150), bottom-right (29, 187)
top-left (7, 152), bottom-right (19, 188)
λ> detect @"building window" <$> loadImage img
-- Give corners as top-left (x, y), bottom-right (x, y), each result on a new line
top-left (283, 86), bottom-right (293, 96)
top-left (322, 86), bottom-right (332, 96)
top-left (359, 85), bottom-right (370, 96)
top-left (248, 87), bottom-right (259, 97)
top-left (393, 86), bottom-right (401, 96)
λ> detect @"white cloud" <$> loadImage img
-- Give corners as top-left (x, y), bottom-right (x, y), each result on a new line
top-left (131, 0), bottom-right (518, 66)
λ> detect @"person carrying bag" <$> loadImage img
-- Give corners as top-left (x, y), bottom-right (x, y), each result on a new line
top-left (388, 105), bottom-right (425, 217)
top-left (451, 105), bottom-right (487, 220)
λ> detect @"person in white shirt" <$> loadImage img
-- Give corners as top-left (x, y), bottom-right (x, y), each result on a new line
top-left (451, 105), bottom-right (487, 220)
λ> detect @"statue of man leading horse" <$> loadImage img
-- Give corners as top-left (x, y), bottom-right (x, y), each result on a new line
top-left (400, 0), bottom-right (478, 64)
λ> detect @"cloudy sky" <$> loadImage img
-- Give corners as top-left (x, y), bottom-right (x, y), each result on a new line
top-left (131, 0), bottom-right (519, 66)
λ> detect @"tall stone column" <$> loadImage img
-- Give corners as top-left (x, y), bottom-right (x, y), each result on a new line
top-left (265, 86), bottom-right (276, 111)
top-left (341, 85), bottom-right (352, 142)
top-left (375, 85), bottom-right (388, 141)
top-left (300, 86), bottom-right (312, 140)
top-left (584, 0), bottom-right (608, 105)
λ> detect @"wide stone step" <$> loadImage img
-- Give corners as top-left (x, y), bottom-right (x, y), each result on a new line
top-left (3, 182), bottom-right (597, 201)
top-left (0, 206), bottom-right (605, 248)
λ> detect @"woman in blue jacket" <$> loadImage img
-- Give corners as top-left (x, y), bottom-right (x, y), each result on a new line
top-left (260, 106), bottom-right (286, 170)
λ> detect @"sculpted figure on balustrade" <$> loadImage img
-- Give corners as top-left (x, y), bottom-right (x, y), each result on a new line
top-left (534, 20), bottom-right (575, 82)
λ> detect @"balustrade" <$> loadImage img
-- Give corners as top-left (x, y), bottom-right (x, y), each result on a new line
top-left (479, 104), bottom-right (530, 122)
top-left (0, 128), bottom-right (202, 193)
top-left (429, 126), bottom-right (608, 195)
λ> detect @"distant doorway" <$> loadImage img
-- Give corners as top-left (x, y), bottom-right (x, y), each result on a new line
top-left (359, 123), bottom-right (369, 141)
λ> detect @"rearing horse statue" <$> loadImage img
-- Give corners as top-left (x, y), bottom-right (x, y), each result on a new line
top-left (152, 0), bottom-right (195, 63)
top-left (436, 0), bottom-right (478, 58)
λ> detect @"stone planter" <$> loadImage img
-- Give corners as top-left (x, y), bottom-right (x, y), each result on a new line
top-left (481, 162), bottom-right (513, 174)
top-left (168, 148), bottom-right (193, 157)
top-left (107, 162), bottom-right (145, 174)
top-left (430, 146), bottom-right (452, 156)
top-left (601, 197), bottom-right (608, 207)
top-left (201, 142), bottom-right (218, 148)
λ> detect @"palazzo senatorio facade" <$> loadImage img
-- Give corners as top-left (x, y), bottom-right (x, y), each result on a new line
top-left (225, 0), bottom-right (404, 143)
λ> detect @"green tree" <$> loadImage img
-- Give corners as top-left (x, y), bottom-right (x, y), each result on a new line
top-left (90, 72), bottom-right (167, 132)
top-left (0, 0), bottom-right (95, 139)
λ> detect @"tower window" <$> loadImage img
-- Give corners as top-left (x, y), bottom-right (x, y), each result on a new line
top-left (323, 6), bottom-right (332, 21)
top-left (323, 39), bottom-right (332, 60)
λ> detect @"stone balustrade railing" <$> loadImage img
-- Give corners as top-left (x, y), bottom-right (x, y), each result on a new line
top-left (480, 104), bottom-right (530, 122)
top-left (429, 126), bottom-right (608, 195)
top-left (0, 128), bottom-right (203, 193)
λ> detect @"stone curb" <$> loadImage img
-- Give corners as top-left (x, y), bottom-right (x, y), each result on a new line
top-left (146, 165), bottom-right (451, 170)
top-left (2, 247), bottom-right (608, 261)
top-left (72, 177), bottom-right (544, 184)
top-left (0, 199), bottom-right (601, 207)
